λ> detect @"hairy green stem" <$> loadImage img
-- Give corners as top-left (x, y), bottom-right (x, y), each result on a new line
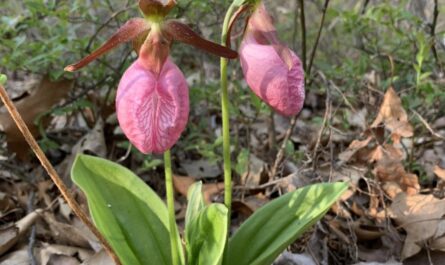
top-left (220, 4), bottom-right (238, 262)
top-left (164, 150), bottom-right (179, 265)
top-left (221, 2), bottom-right (237, 230)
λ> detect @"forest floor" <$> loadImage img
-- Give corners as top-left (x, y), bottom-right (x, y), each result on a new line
top-left (1, 0), bottom-right (445, 265)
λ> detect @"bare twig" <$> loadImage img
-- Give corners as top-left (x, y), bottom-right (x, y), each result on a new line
top-left (430, 0), bottom-right (443, 73)
top-left (27, 191), bottom-right (37, 265)
top-left (0, 84), bottom-right (121, 265)
top-left (312, 86), bottom-right (331, 171)
top-left (412, 110), bottom-right (445, 140)
top-left (361, 0), bottom-right (370, 15)
top-left (269, 115), bottom-right (298, 179)
top-left (298, 0), bottom-right (307, 71)
top-left (307, 0), bottom-right (330, 78)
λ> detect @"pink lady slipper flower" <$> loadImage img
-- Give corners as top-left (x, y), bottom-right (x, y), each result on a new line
top-left (65, 0), bottom-right (237, 154)
top-left (229, 2), bottom-right (305, 116)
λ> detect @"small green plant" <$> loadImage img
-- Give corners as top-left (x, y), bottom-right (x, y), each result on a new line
top-left (66, 1), bottom-right (347, 264)
top-left (72, 154), bottom-right (347, 265)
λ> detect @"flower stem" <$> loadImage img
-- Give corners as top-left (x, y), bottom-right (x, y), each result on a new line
top-left (221, 58), bottom-right (232, 220)
top-left (221, 2), bottom-right (237, 233)
top-left (164, 150), bottom-right (180, 265)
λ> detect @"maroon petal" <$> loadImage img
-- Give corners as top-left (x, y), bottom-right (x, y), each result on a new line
top-left (65, 18), bottom-right (150, 72)
top-left (165, 20), bottom-right (238, 59)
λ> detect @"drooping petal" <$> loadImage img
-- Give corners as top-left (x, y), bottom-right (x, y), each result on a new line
top-left (65, 18), bottom-right (150, 72)
top-left (116, 58), bottom-right (189, 154)
top-left (165, 20), bottom-right (238, 59)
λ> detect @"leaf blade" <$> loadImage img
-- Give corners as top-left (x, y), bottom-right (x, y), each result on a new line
top-left (71, 154), bottom-right (181, 265)
top-left (224, 182), bottom-right (348, 265)
top-left (186, 204), bottom-right (228, 265)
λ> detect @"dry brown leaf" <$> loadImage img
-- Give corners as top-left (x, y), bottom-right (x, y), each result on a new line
top-left (0, 76), bottom-right (72, 159)
top-left (172, 175), bottom-right (196, 197)
top-left (0, 192), bottom-right (15, 213)
top-left (434, 165), bottom-right (445, 181)
top-left (0, 226), bottom-right (18, 256)
top-left (0, 248), bottom-right (34, 265)
top-left (339, 136), bottom-right (373, 162)
top-left (173, 175), bottom-right (224, 204)
top-left (0, 209), bottom-right (42, 256)
top-left (37, 180), bottom-right (55, 207)
top-left (232, 194), bottom-right (268, 218)
top-left (371, 144), bottom-right (419, 196)
top-left (389, 193), bottom-right (445, 259)
top-left (58, 119), bottom-right (107, 183)
top-left (240, 154), bottom-right (267, 187)
top-left (43, 212), bottom-right (91, 249)
top-left (368, 144), bottom-right (403, 163)
top-left (81, 250), bottom-right (113, 265)
top-left (40, 244), bottom-right (93, 265)
top-left (371, 87), bottom-right (413, 143)
top-left (404, 250), bottom-right (445, 265)
top-left (352, 222), bottom-right (385, 241)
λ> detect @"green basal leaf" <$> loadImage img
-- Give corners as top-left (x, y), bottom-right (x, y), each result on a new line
top-left (186, 182), bottom-right (205, 226)
top-left (186, 204), bottom-right (228, 265)
top-left (224, 182), bottom-right (348, 265)
top-left (71, 154), bottom-right (184, 265)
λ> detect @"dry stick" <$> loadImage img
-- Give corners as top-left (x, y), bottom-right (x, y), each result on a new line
top-left (270, 0), bottom-right (331, 179)
top-left (0, 85), bottom-right (121, 265)
top-left (307, 0), bottom-right (331, 78)
top-left (412, 109), bottom-right (445, 140)
top-left (298, 0), bottom-right (307, 71)
top-left (430, 0), bottom-right (443, 73)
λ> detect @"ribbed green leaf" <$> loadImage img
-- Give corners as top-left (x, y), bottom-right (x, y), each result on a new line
top-left (186, 204), bottom-right (228, 265)
top-left (71, 154), bottom-right (184, 265)
top-left (185, 182), bottom-right (205, 227)
top-left (224, 182), bottom-right (348, 265)
top-left (185, 182), bottom-right (228, 265)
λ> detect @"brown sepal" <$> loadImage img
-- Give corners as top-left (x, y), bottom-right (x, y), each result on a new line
top-left (65, 18), bottom-right (150, 72)
top-left (165, 20), bottom-right (238, 59)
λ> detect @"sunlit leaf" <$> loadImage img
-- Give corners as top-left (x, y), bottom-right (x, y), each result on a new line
top-left (185, 182), bottom-right (228, 265)
top-left (71, 154), bottom-right (184, 265)
top-left (223, 182), bottom-right (348, 265)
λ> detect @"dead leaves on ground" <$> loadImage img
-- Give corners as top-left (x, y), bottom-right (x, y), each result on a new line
top-left (0, 76), bottom-right (73, 160)
top-left (389, 193), bottom-right (445, 259)
top-left (340, 87), bottom-right (419, 197)
top-left (370, 87), bottom-right (413, 143)
top-left (172, 175), bottom-right (224, 205)
top-left (336, 87), bottom-right (445, 260)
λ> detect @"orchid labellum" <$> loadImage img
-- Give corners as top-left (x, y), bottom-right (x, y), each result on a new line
top-left (65, 0), bottom-right (237, 154)
top-left (229, 1), bottom-right (305, 116)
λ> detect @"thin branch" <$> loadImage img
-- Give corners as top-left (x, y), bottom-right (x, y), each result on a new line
top-left (298, 0), bottom-right (307, 71)
top-left (430, 0), bottom-right (443, 72)
top-left (412, 109), bottom-right (445, 140)
top-left (307, 0), bottom-right (330, 78)
top-left (361, 0), bottom-right (370, 15)
top-left (0, 84), bottom-right (121, 265)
